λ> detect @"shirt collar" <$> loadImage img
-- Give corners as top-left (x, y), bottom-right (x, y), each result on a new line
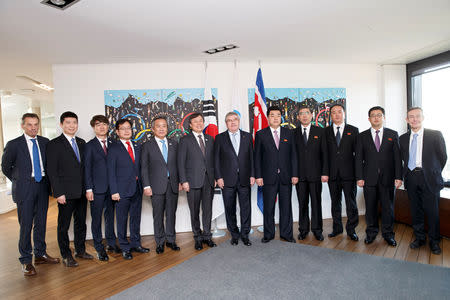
top-left (270, 126), bottom-right (280, 133)
top-left (154, 136), bottom-right (168, 143)
top-left (371, 127), bottom-right (383, 134)
top-left (96, 136), bottom-right (107, 144)
top-left (301, 123), bottom-right (311, 131)
top-left (333, 123), bottom-right (344, 130)
top-left (24, 133), bottom-right (37, 141)
top-left (411, 127), bottom-right (423, 136)
top-left (63, 133), bottom-right (76, 142)
top-left (228, 129), bottom-right (240, 136)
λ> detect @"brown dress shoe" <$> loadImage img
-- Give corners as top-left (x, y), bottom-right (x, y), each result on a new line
top-left (35, 253), bottom-right (60, 264)
top-left (75, 252), bottom-right (94, 259)
top-left (22, 263), bottom-right (37, 276)
top-left (63, 256), bottom-right (79, 267)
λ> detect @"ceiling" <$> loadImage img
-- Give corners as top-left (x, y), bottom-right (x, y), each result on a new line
top-left (0, 0), bottom-right (449, 103)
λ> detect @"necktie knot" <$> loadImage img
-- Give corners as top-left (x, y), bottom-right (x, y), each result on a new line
top-left (376, 130), bottom-right (380, 134)
top-left (413, 133), bottom-right (418, 138)
top-left (336, 126), bottom-right (340, 131)
top-left (102, 139), bottom-right (106, 144)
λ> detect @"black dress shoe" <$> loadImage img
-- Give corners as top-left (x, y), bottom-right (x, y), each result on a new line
top-left (75, 252), bottom-right (94, 259)
top-left (165, 242), bottom-right (180, 251)
top-left (130, 246), bottom-right (150, 253)
top-left (63, 255), bottom-right (79, 267)
top-left (97, 250), bottom-right (109, 261)
top-left (384, 237), bottom-right (397, 247)
top-left (297, 232), bottom-right (308, 240)
top-left (122, 251), bottom-right (133, 260)
top-left (328, 231), bottom-right (343, 238)
top-left (107, 245), bottom-right (122, 253)
top-left (314, 233), bottom-right (324, 241)
top-left (348, 233), bottom-right (359, 241)
top-left (203, 239), bottom-right (217, 247)
top-left (230, 238), bottom-right (239, 246)
top-left (156, 245), bottom-right (164, 254)
top-left (22, 263), bottom-right (37, 276)
top-left (261, 237), bottom-right (273, 243)
top-left (280, 237), bottom-right (296, 243)
top-left (430, 242), bottom-right (441, 255)
top-left (194, 240), bottom-right (203, 250)
top-left (409, 239), bottom-right (426, 249)
top-left (364, 236), bottom-right (375, 244)
top-left (242, 238), bottom-right (252, 246)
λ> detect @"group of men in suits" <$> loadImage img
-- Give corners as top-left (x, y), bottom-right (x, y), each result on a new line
top-left (2, 104), bottom-right (446, 276)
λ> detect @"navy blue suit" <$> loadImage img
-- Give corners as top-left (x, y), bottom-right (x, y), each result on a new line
top-left (84, 137), bottom-right (117, 252)
top-left (107, 140), bottom-right (142, 251)
top-left (2, 134), bottom-right (50, 264)
top-left (254, 127), bottom-right (298, 240)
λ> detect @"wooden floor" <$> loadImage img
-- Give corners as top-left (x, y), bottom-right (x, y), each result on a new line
top-left (1, 200), bottom-right (449, 300)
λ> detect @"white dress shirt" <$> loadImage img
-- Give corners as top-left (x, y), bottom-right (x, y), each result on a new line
top-left (154, 136), bottom-right (168, 156)
top-left (120, 139), bottom-right (135, 157)
top-left (333, 123), bottom-right (345, 137)
top-left (228, 130), bottom-right (240, 154)
top-left (193, 132), bottom-right (206, 148)
top-left (24, 133), bottom-right (45, 177)
top-left (97, 137), bottom-right (108, 149)
top-left (370, 127), bottom-right (384, 144)
top-left (301, 123), bottom-right (312, 141)
top-left (409, 127), bottom-right (424, 168)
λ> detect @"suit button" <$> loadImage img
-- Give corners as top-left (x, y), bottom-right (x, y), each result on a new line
top-left (337, 152), bottom-right (340, 154)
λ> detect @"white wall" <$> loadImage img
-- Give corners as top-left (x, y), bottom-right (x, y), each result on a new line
top-left (53, 61), bottom-right (406, 236)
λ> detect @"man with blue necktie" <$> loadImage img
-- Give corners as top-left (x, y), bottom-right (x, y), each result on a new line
top-left (47, 111), bottom-right (93, 267)
top-left (2, 113), bottom-right (60, 276)
top-left (400, 107), bottom-right (447, 254)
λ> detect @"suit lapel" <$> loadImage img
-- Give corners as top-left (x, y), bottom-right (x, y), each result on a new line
top-left (61, 134), bottom-right (80, 163)
top-left (20, 135), bottom-right (32, 167)
top-left (225, 131), bottom-right (239, 157)
top-left (37, 136), bottom-right (46, 164)
top-left (151, 138), bottom-right (167, 165)
top-left (237, 130), bottom-right (245, 157)
top-left (94, 138), bottom-right (106, 157)
top-left (266, 127), bottom-right (279, 151)
top-left (306, 125), bottom-right (314, 148)
top-left (379, 129), bottom-right (388, 152)
top-left (339, 126), bottom-right (350, 150)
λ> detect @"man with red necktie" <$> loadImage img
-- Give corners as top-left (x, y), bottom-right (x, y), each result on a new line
top-left (107, 119), bottom-right (149, 260)
top-left (355, 106), bottom-right (402, 247)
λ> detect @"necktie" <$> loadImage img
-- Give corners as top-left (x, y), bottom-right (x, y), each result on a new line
top-left (101, 140), bottom-right (107, 155)
top-left (161, 140), bottom-right (169, 177)
top-left (303, 128), bottom-right (308, 145)
top-left (198, 135), bottom-right (206, 156)
top-left (273, 130), bottom-right (280, 149)
top-left (232, 132), bottom-right (239, 154)
top-left (375, 130), bottom-right (381, 152)
top-left (31, 139), bottom-right (42, 182)
top-left (126, 141), bottom-right (135, 163)
top-left (336, 127), bottom-right (341, 147)
top-left (408, 133), bottom-right (418, 171)
top-left (71, 137), bottom-right (80, 162)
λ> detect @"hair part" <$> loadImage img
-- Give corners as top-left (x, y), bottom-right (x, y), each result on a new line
top-left (60, 111), bottom-right (78, 124)
top-left (21, 113), bottom-right (40, 124)
top-left (90, 115), bottom-right (109, 127)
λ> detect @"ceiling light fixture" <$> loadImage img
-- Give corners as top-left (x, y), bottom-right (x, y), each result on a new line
top-left (16, 76), bottom-right (54, 91)
top-left (204, 44), bottom-right (238, 55)
top-left (41, 0), bottom-right (81, 10)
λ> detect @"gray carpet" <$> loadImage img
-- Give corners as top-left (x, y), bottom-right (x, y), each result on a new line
top-left (109, 238), bottom-right (450, 300)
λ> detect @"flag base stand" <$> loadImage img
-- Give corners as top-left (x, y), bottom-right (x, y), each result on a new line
top-left (211, 218), bottom-right (226, 238)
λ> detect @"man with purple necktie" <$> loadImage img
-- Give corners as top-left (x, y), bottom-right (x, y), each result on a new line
top-left (355, 106), bottom-right (402, 247)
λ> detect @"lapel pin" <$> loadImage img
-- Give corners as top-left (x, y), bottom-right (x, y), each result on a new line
top-left (347, 132), bottom-right (351, 135)
top-left (388, 137), bottom-right (393, 141)
top-left (314, 136), bottom-right (318, 139)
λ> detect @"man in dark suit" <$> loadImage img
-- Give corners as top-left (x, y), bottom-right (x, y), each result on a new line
top-left (355, 106), bottom-right (402, 247)
top-left (178, 112), bottom-right (216, 250)
top-left (325, 104), bottom-right (359, 241)
top-left (255, 106), bottom-right (298, 243)
top-left (400, 107), bottom-right (447, 254)
top-left (294, 106), bottom-right (329, 241)
top-left (47, 111), bottom-right (93, 267)
top-left (214, 112), bottom-right (255, 246)
top-left (141, 116), bottom-right (181, 254)
top-left (2, 113), bottom-right (60, 276)
top-left (84, 115), bottom-right (120, 261)
top-left (107, 119), bottom-right (149, 260)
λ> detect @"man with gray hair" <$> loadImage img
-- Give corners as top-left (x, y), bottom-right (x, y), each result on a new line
top-left (214, 112), bottom-right (255, 246)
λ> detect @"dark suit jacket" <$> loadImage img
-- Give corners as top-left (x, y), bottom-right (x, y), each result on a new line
top-left (107, 140), bottom-right (142, 198)
top-left (177, 133), bottom-right (215, 189)
top-left (400, 128), bottom-right (447, 192)
top-left (254, 126), bottom-right (298, 185)
top-left (325, 124), bottom-right (359, 181)
top-left (84, 137), bottom-right (113, 194)
top-left (294, 125), bottom-right (328, 182)
top-left (355, 128), bottom-right (402, 187)
top-left (1, 134), bottom-right (50, 203)
top-left (46, 134), bottom-right (86, 199)
top-left (141, 137), bottom-right (179, 194)
top-left (214, 130), bottom-right (254, 187)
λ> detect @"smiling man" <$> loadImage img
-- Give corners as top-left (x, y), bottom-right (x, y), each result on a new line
top-left (399, 107), bottom-right (447, 254)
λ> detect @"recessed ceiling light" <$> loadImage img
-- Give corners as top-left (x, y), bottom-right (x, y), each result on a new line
top-left (204, 44), bottom-right (239, 55)
top-left (41, 0), bottom-right (81, 10)
top-left (17, 76), bottom-right (54, 91)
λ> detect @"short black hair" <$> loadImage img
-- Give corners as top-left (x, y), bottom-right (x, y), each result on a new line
top-left (152, 116), bottom-right (168, 127)
top-left (60, 111), bottom-right (78, 124)
top-left (21, 113), bottom-right (40, 124)
top-left (368, 106), bottom-right (385, 117)
top-left (298, 106), bottom-right (313, 114)
top-left (267, 106), bottom-right (282, 116)
top-left (90, 115), bottom-right (109, 127)
top-left (189, 112), bottom-right (204, 123)
top-left (330, 103), bottom-right (345, 113)
top-left (115, 119), bottom-right (132, 130)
